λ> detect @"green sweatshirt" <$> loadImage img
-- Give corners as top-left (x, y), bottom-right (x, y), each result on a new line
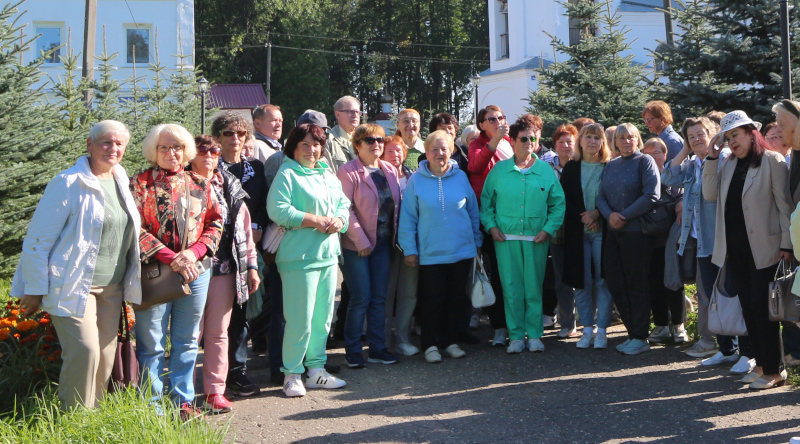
top-left (267, 157), bottom-right (351, 271)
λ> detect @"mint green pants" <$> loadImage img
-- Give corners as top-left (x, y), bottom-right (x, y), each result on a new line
top-left (279, 265), bottom-right (337, 375)
top-left (494, 239), bottom-right (548, 340)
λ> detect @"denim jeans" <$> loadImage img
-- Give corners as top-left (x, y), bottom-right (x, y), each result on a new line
top-left (341, 236), bottom-right (393, 354)
top-left (136, 267), bottom-right (210, 404)
top-left (574, 232), bottom-right (613, 329)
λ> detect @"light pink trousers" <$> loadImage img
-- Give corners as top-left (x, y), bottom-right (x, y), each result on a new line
top-left (198, 273), bottom-right (235, 395)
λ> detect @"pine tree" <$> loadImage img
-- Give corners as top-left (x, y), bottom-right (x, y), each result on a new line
top-left (526, 0), bottom-right (652, 137)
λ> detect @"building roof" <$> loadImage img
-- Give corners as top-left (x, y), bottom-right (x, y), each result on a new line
top-left (619, 0), bottom-right (682, 13)
top-left (479, 57), bottom-right (554, 77)
top-left (207, 84), bottom-right (268, 109)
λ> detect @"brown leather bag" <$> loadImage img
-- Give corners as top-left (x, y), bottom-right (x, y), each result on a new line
top-left (108, 303), bottom-right (138, 392)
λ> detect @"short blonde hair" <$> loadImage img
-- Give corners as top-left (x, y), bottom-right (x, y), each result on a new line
top-left (352, 123), bottom-right (386, 153)
top-left (424, 130), bottom-right (454, 154)
top-left (575, 123), bottom-right (611, 163)
top-left (614, 123), bottom-right (644, 151)
top-left (643, 137), bottom-right (668, 154)
top-left (142, 124), bottom-right (197, 167)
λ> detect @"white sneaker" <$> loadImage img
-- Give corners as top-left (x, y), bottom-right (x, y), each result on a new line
top-left (684, 295), bottom-right (695, 313)
top-left (424, 346), bottom-right (442, 363)
top-left (615, 339), bottom-right (632, 352)
top-left (647, 326), bottom-right (671, 343)
top-left (620, 338), bottom-right (650, 355)
top-left (506, 339), bottom-right (525, 354)
top-left (790, 437), bottom-right (800, 444)
top-left (557, 328), bottom-right (578, 338)
top-left (701, 352), bottom-right (739, 366)
top-left (527, 338), bottom-right (545, 352)
top-left (444, 344), bottom-right (466, 359)
top-left (671, 325), bottom-right (689, 343)
top-left (491, 328), bottom-right (508, 347)
top-left (396, 342), bottom-right (420, 356)
top-left (543, 315), bottom-right (556, 328)
top-left (283, 374), bottom-right (306, 397)
top-left (576, 330), bottom-right (594, 349)
top-left (594, 331), bottom-right (608, 349)
top-left (685, 341), bottom-right (718, 358)
top-left (730, 355), bottom-right (756, 375)
top-left (469, 314), bottom-right (480, 329)
top-left (305, 369), bottom-right (346, 389)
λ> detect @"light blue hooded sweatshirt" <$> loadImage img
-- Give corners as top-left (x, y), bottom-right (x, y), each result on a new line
top-left (398, 159), bottom-right (483, 265)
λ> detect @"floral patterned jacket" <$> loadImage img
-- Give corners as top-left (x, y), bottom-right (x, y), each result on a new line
top-left (130, 167), bottom-right (223, 262)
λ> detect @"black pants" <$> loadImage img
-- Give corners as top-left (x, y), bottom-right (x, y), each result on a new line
top-left (480, 230), bottom-right (507, 330)
top-left (227, 299), bottom-right (249, 375)
top-left (418, 259), bottom-right (472, 350)
top-left (333, 279), bottom-right (350, 338)
top-left (650, 245), bottom-right (686, 326)
top-left (604, 231), bottom-right (653, 340)
top-left (542, 254), bottom-right (558, 318)
top-left (727, 245), bottom-right (783, 375)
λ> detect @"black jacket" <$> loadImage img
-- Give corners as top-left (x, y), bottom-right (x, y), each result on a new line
top-left (221, 157), bottom-right (268, 232)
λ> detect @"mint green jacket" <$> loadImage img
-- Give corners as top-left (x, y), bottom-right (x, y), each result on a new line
top-left (267, 157), bottom-right (350, 271)
top-left (480, 156), bottom-right (566, 237)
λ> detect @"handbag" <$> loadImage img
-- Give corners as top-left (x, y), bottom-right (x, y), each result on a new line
top-left (708, 262), bottom-right (748, 336)
top-left (108, 303), bottom-right (138, 393)
top-left (638, 158), bottom-right (676, 236)
top-left (679, 236), bottom-right (697, 284)
top-left (134, 173), bottom-right (192, 310)
top-left (468, 256), bottom-right (496, 308)
top-left (262, 222), bottom-right (287, 254)
top-left (768, 259), bottom-right (800, 322)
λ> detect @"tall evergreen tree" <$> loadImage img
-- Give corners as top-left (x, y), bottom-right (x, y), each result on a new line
top-left (526, 0), bottom-right (652, 137)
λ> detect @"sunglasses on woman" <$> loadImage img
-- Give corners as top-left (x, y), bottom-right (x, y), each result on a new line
top-left (363, 136), bottom-right (384, 145)
top-left (221, 130), bottom-right (248, 138)
top-left (484, 116), bottom-right (506, 124)
top-left (197, 145), bottom-right (221, 156)
top-left (518, 136), bottom-right (536, 143)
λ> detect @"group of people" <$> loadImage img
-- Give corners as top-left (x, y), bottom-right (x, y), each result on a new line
top-left (10, 94), bottom-right (800, 419)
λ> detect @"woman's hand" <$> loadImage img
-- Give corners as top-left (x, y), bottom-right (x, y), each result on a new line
top-left (489, 124), bottom-right (509, 150)
top-left (609, 212), bottom-right (627, 230)
top-left (779, 251), bottom-right (794, 263)
top-left (170, 250), bottom-right (200, 282)
top-left (358, 247), bottom-right (372, 257)
top-left (708, 133), bottom-right (723, 158)
top-left (247, 269), bottom-right (260, 294)
top-left (675, 201), bottom-right (684, 225)
top-left (580, 209), bottom-right (599, 227)
top-left (313, 215), bottom-right (332, 233)
top-left (405, 255), bottom-right (419, 267)
top-left (19, 295), bottom-right (43, 313)
top-left (586, 220), bottom-right (601, 232)
top-left (489, 227), bottom-right (506, 242)
top-left (326, 217), bottom-right (344, 234)
top-left (533, 230), bottom-right (550, 243)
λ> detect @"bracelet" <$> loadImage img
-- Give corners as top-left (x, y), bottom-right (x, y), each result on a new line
top-left (247, 265), bottom-right (258, 270)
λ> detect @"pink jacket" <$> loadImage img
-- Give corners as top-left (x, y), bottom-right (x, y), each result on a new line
top-left (337, 158), bottom-right (402, 252)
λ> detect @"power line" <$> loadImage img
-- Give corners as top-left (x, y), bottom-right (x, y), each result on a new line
top-left (123, 0), bottom-right (155, 64)
top-left (196, 43), bottom-right (489, 66)
top-left (198, 30), bottom-right (489, 50)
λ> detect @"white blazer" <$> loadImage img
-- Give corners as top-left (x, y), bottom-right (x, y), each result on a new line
top-left (10, 156), bottom-right (142, 317)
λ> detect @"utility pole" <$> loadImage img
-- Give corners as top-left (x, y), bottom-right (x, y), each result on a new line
top-left (662, 0), bottom-right (674, 47)
top-left (780, 0), bottom-right (792, 99)
top-left (81, 0), bottom-right (97, 105)
top-left (265, 33), bottom-right (272, 104)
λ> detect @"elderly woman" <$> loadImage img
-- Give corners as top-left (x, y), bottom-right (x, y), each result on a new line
top-left (459, 125), bottom-right (479, 153)
top-left (703, 111), bottom-right (793, 389)
top-left (337, 124), bottom-right (401, 368)
top-left (561, 123), bottom-right (613, 349)
top-left (430, 112), bottom-right (468, 173)
top-left (210, 111), bottom-right (268, 397)
top-left (11, 121), bottom-right (139, 410)
top-left (381, 135), bottom-right (420, 356)
top-left (763, 122), bottom-right (791, 161)
top-left (396, 109), bottom-right (425, 169)
top-left (267, 123), bottom-right (351, 397)
top-left (188, 135), bottom-right (259, 414)
top-left (641, 138), bottom-right (687, 346)
top-left (399, 130), bottom-right (482, 363)
top-left (662, 118), bottom-right (751, 372)
top-left (548, 124), bottom-right (578, 338)
top-left (480, 119), bottom-right (566, 354)
top-left (131, 124), bottom-right (223, 419)
top-left (241, 131), bottom-right (257, 158)
top-left (597, 123), bottom-right (660, 355)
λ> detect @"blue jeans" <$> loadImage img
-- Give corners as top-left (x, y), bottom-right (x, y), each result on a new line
top-left (342, 236), bottom-right (392, 354)
top-left (574, 232), bottom-right (613, 329)
top-left (136, 268), bottom-right (210, 404)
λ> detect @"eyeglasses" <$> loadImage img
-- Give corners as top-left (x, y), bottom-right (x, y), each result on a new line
top-left (337, 109), bottom-right (361, 115)
top-left (518, 136), bottom-right (537, 143)
top-left (221, 130), bottom-right (248, 138)
top-left (484, 116), bottom-right (507, 124)
top-left (363, 136), bottom-right (384, 145)
top-left (197, 145), bottom-right (221, 156)
top-left (157, 145), bottom-right (184, 153)
top-left (401, 118), bottom-right (420, 125)
top-left (644, 117), bottom-right (659, 124)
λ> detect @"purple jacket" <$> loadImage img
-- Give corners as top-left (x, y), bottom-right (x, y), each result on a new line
top-left (337, 157), bottom-right (401, 252)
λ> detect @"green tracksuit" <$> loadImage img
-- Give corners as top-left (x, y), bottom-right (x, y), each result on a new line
top-left (267, 157), bottom-right (350, 375)
top-left (480, 157), bottom-right (565, 341)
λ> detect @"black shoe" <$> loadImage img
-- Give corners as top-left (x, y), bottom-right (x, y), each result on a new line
top-left (270, 371), bottom-right (284, 386)
top-left (227, 372), bottom-right (261, 397)
top-left (332, 328), bottom-right (345, 341)
top-left (326, 336), bottom-right (337, 350)
top-left (324, 363), bottom-right (341, 374)
top-left (458, 330), bottom-right (480, 345)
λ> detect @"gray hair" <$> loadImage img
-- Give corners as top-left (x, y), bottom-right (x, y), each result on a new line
top-left (772, 100), bottom-right (800, 148)
top-left (141, 124), bottom-right (197, 167)
top-left (614, 123), bottom-right (644, 151)
top-left (334, 95), bottom-right (361, 111)
top-left (458, 124), bottom-right (479, 146)
top-left (88, 120), bottom-right (130, 143)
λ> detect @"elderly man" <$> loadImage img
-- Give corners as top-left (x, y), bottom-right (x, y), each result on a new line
top-left (642, 100), bottom-right (684, 162)
top-left (252, 104), bottom-right (283, 163)
top-left (324, 95), bottom-right (361, 173)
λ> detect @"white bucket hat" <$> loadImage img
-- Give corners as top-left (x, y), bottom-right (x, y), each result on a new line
top-left (719, 110), bottom-right (762, 134)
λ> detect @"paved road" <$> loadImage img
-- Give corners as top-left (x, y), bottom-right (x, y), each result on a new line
top-left (199, 321), bottom-right (800, 443)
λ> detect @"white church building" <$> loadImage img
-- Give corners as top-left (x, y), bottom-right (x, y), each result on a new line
top-left (478, 0), bottom-right (675, 120)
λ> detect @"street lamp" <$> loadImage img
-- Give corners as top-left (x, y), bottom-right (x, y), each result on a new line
top-left (197, 76), bottom-right (209, 134)
top-left (469, 74), bottom-right (481, 123)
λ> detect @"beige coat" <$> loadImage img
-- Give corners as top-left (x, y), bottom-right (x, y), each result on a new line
top-left (703, 150), bottom-right (793, 269)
